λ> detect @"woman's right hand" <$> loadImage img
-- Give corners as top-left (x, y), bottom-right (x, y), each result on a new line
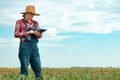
top-left (28, 30), bottom-right (34, 34)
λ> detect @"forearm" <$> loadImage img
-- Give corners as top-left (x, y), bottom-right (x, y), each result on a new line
top-left (14, 31), bottom-right (28, 38)
top-left (34, 31), bottom-right (42, 39)
top-left (38, 33), bottom-right (42, 39)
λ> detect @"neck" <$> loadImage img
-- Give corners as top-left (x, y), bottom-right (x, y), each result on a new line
top-left (25, 18), bottom-right (31, 21)
top-left (25, 18), bottom-right (32, 22)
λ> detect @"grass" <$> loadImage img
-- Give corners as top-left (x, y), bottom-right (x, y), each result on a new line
top-left (0, 67), bottom-right (120, 80)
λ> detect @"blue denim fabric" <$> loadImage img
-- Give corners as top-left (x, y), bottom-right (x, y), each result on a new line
top-left (19, 41), bottom-right (42, 78)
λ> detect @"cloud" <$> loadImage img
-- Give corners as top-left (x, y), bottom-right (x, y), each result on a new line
top-left (0, 37), bottom-right (19, 48)
top-left (43, 35), bottom-right (74, 41)
top-left (0, 0), bottom-right (120, 68)
top-left (39, 43), bottom-right (66, 47)
top-left (68, 11), bottom-right (120, 34)
top-left (0, 37), bottom-right (19, 43)
top-left (0, 35), bottom-right (70, 48)
top-left (0, 0), bottom-right (120, 35)
top-left (36, 0), bottom-right (120, 34)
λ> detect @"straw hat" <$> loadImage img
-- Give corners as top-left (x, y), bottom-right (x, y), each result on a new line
top-left (21, 5), bottom-right (40, 16)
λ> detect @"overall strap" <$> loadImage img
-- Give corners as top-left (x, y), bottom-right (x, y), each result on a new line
top-left (22, 19), bottom-right (27, 27)
top-left (33, 21), bottom-right (37, 28)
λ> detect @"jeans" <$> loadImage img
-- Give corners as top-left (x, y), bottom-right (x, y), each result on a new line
top-left (19, 41), bottom-right (43, 79)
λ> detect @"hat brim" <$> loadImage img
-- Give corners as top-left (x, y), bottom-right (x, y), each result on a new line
top-left (21, 12), bottom-right (40, 16)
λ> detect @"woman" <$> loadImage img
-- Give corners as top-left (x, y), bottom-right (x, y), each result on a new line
top-left (14, 5), bottom-right (43, 80)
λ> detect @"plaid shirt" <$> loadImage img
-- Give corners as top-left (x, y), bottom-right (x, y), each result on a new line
top-left (14, 18), bottom-right (42, 42)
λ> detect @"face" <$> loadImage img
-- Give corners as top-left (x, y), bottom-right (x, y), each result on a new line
top-left (24, 12), bottom-right (34, 20)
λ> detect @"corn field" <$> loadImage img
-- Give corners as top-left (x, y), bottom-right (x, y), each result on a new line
top-left (0, 67), bottom-right (120, 80)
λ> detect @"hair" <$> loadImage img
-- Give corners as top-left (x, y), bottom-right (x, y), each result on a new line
top-left (22, 14), bottom-right (26, 17)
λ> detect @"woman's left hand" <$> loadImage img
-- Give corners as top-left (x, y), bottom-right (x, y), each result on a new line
top-left (34, 31), bottom-right (40, 37)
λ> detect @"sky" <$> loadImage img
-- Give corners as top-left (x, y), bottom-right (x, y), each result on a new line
top-left (0, 0), bottom-right (120, 68)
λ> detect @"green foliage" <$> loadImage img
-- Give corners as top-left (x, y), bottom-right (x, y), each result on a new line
top-left (0, 67), bottom-right (120, 80)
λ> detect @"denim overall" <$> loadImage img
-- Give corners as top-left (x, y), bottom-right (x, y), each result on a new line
top-left (19, 20), bottom-right (43, 80)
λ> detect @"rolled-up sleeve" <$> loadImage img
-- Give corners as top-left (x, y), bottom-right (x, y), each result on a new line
top-left (14, 20), bottom-right (28, 38)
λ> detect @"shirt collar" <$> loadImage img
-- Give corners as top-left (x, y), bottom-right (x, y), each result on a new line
top-left (23, 18), bottom-right (34, 24)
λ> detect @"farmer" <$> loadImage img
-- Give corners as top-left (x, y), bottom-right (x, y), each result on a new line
top-left (14, 5), bottom-right (43, 80)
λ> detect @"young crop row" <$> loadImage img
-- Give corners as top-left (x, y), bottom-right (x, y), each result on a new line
top-left (0, 67), bottom-right (120, 80)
